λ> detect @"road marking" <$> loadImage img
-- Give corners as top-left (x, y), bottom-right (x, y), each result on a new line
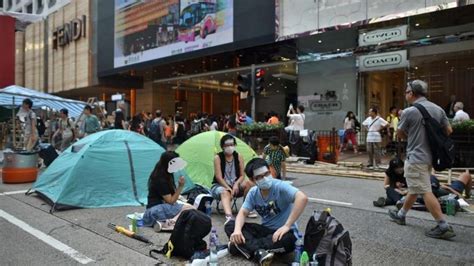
top-left (0, 210), bottom-right (94, 264)
top-left (308, 197), bottom-right (353, 206)
top-left (0, 189), bottom-right (29, 196)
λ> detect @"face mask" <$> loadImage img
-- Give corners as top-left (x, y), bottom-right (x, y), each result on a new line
top-left (224, 146), bottom-right (235, 155)
top-left (256, 175), bottom-right (273, 190)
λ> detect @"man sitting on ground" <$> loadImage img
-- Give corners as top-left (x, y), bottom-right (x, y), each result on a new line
top-left (433, 170), bottom-right (472, 199)
top-left (225, 158), bottom-right (308, 265)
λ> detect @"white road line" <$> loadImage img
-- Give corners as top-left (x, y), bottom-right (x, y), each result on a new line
top-left (0, 189), bottom-right (29, 196)
top-left (308, 197), bottom-right (353, 206)
top-left (0, 210), bottom-right (94, 264)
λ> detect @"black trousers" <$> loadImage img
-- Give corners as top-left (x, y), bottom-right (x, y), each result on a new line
top-left (385, 187), bottom-right (403, 206)
top-left (224, 220), bottom-right (296, 258)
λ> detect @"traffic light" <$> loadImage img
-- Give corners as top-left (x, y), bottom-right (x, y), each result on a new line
top-left (237, 73), bottom-right (251, 92)
top-left (254, 68), bottom-right (265, 95)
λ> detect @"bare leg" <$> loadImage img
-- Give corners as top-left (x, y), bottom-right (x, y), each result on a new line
top-left (220, 190), bottom-right (233, 217)
top-left (241, 180), bottom-right (255, 198)
top-left (422, 192), bottom-right (444, 221)
top-left (458, 171), bottom-right (472, 197)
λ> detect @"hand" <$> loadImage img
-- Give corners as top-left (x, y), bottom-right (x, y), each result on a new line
top-left (230, 231), bottom-right (245, 244)
top-left (232, 184), bottom-right (240, 197)
top-left (272, 225), bottom-right (291, 243)
top-left (178, 176), bottom-right (185, 187)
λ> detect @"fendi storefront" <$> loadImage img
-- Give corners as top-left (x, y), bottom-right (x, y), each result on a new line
top-left (16, 0), bottom-right (132, 115)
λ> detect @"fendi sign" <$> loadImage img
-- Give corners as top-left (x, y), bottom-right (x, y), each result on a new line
top-left (52, 15), bottom-right (86, 49)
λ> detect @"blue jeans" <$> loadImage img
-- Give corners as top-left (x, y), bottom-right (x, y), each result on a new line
top-left (142, 203), bottom-right (183, 227)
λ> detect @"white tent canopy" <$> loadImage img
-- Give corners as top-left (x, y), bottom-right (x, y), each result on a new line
top-left (0, 85), bottom-right (86, 118)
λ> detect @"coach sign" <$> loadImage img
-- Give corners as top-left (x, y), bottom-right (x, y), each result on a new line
top-left (52, 15), bottom-right (87, 49)
top-left (359, 25), bottom-right (408, 47)
top-left (359, 50), bottom-right (408, 72)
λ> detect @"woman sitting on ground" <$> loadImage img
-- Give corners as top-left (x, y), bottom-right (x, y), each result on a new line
top-left (143, 151), bottom-right (194, 231)
top-left (373, 158), bottom-right (407, 207)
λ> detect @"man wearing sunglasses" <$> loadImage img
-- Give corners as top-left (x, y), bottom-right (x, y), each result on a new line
top-left (225, 158), bottom-right (308, 265)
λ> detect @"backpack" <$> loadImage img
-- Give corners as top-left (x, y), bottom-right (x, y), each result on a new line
top-left (150, 209), bottom-right (211, 259)
top-left (176, 122), bottom-right (186, 139)
top-left (413, 104), bottom-right (455, 171)
top-left (37, 118), bottom-right (46, 136)
top-left (190, 119), bottom-right (202, 136)
top-left (149, 118), bottom-right (163, 142)
top-left (304, 210), bottom-right (352, 266)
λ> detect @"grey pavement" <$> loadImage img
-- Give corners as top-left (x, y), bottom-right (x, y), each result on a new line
top-left (1, 172), bottom-right (473, 265)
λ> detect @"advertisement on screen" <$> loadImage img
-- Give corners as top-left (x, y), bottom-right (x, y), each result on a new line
top-left (114, 0), bottom-right (233, 68)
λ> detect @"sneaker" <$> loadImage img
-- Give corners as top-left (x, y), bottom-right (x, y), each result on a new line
top-left (388, 209), bottom-right (406, 225)
top-left (153, 221), bottom-right (162, 232)
top-left (254, 249), bottom-right (274, 266)
top-left (228, 242), bottom-right (251, 259)
top-left (425, 225), bottom-right (456, 240)
top-left (247, 211), bottom-right (258, 218)
top-left (373, 197), bottom-right (385, 207)
top-left (366, 164), bottom-right (373, 168)
top-left (395, 200), bottom-right (404, 210)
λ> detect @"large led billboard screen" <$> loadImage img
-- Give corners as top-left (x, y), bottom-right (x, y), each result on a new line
top-left (114, 0), bottom-right (233, 68)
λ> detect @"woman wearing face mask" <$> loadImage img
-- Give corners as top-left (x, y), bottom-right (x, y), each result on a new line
top-left (211, 134), bottom-right (255, 222)
top-left (373, 158), bottom-right (408, 207)
top-left (143, 151), bottom-right (194, 232)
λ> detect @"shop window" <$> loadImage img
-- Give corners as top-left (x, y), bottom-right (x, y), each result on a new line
top-left (26, 3), bottom-right (33, 13)
top-left (6, 0), bottom-right (13, 10)
top-left (36, 0), bottom-right (44, 14)
top-left (48, 0), bottom-right (56, 8)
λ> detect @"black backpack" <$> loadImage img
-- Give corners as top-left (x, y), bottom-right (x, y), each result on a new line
top-left (150, 209), bottom-right (211, 260)
top-left (149, 118), bottom-right (163, 142)
top-left (413, 104), bottom-right (455, 171)
top-left (304, 210), bottom-right (352, 266)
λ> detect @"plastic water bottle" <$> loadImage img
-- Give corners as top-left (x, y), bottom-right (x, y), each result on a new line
top-left (209, 228), bottom-right (218, 266)
top-left (294, 232), bottom-right (304, 264)
top-left (300, 251), bottom-right (309, 266)
top-left (205, 201), bottom-right (212, 217)
top-left (136, 215), bottom-right (144, 235)
top-left (446, 194), bottom-right (456, 216)
top-left (131, 213), bottom-right (137, 233)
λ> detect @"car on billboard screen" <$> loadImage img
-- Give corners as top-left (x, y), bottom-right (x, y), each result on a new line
top-left (178, 0), bottom-right (218, 42)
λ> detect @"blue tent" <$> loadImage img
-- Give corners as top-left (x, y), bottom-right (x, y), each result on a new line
top-left (31, 130), bottom-right (166, 211)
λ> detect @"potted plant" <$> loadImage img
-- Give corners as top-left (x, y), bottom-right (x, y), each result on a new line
top-left (451, 120), bottom-right (474, 167)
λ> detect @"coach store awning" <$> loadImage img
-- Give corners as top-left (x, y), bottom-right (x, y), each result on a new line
top-left (0, 85), bottom-right (87, 118)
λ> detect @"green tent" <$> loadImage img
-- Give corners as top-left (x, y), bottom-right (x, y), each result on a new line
top-left (176, 131), bottom-right (257, 189)
top-left (32, 130), bottom-right (165, 211)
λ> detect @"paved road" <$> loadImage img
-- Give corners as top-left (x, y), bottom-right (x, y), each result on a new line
top-left (1, 173), bottom-right (473, 265)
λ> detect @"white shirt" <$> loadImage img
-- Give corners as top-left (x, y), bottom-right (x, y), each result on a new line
top-left (288, 114), bottom-right (305, 131)
top-left (453, 110), bottom-right (470, 122)
top-left (343, 118), bottom-right (355, 130)
top-left (210, 121), bottom-right (218, 131)
top-left (362, 116), bottom-right (388, 143)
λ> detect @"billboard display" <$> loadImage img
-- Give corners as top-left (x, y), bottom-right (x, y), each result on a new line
top-left (114, 0), bottom-right (233, 68)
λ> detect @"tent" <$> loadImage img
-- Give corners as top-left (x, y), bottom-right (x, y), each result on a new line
top-left (0, 85), bottom-right (86, 118)
top-left (31, 130), bottom-right (165, 211)
top-left (176, 131), bottom-right (257, 189)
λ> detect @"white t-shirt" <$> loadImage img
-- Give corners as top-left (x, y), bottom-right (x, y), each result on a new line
top-left (453, 110), bottom-right (470, 122)
top-left (343, 118), bottom-right (355, 130)
top-left (288, 114), bottom-right (305, 131)
top-left (362, 116), bottom-right (388, 143)
top-left (210, 121), bottom-right (218, 131)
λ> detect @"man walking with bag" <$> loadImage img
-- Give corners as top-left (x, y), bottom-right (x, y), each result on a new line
top-left (388, 80), bottom-right (455, 239)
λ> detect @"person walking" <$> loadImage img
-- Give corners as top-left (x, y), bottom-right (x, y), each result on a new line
top-left (21, 98), bottom-right (38, 151)
top-left (340, 111), bottom-right (360, 154)
top-left (362, 107), bottom-right (390, 168)
top-left (53, 109), bottom-right (75, 151)
top-left (388, 79), bottom-right (455, 239)
top-left (83, 105), bottom-right (101, 137)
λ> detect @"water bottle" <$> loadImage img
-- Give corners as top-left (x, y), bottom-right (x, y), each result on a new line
top-left (131, 213), bottom-right (137, 233)
top-left (209, 228), bottom-right (218, 266)
top-left (300, 251), bottom-right (309, 266)
top-left (205, 201), bottom-right (212, 217)
top-left (294, 232), bottom-right (304, 264)
top-left (136, 214), bottom-right (144, 235)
